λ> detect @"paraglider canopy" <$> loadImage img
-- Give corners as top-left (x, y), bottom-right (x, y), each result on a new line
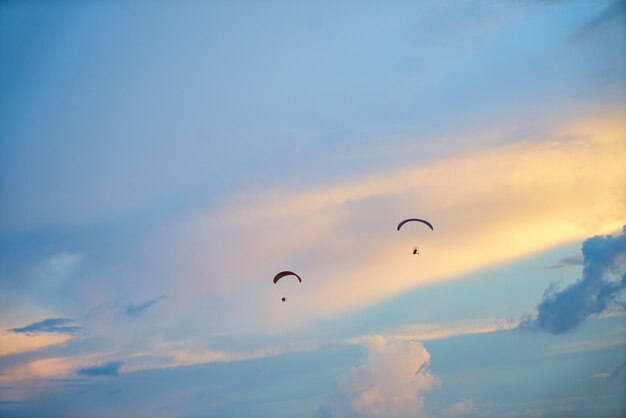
top-left (397, 218), bottom-right (434, 231)
top-left (273, 271), bottom-right (302, 284)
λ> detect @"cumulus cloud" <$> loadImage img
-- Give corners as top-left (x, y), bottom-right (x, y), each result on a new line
top-left (124, 295), bottom-right (166, 317)
top-left (317, 336), bottom-right (438, 418)
top-left (76, 361), bottom-right (124, 377)
top-left (518, 226), bottom-right (626, 334)
top-left (7, 318), bottom-right (82, 336)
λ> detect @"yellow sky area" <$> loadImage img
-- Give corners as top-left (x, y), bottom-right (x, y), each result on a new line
top-left (166, 115), bottom-right (625, 331)
top-left (0, 332), bottom-right (72, 357)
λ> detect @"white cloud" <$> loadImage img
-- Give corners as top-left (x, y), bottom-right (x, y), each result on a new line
top-left (442, 399), bottom-right (476, 417)
top-left (318, 336), bottom-right (439, 418)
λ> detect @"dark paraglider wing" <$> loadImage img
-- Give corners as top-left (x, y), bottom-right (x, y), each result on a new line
top-left (273, 271), bottom-right (302, 284)
top-left (397, 218), bottom-right (434, 231)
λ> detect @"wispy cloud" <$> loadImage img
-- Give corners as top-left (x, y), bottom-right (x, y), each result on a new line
top-left (121, 339), bottom-right (320, 372)
top-left (0, 332), bottom-right (73, 357)
top-left (388, 318), bottom-right (504, 342)
top-left (546, 334), bottom-right (626, 355)
top-left (591, 360), bottom-right (626, 379)
top-left (543, 255), bottom-right (583, 270)
top-left (84, 295), bottom-right (166, 320)
top-left (443, 399), bottom-right (476, 418)
top-left (85, 300), bottom-right (123, 320)
top-left (576, 0), bottom-right (626, 36)
top-left (76, 361), bottom-right (124, 377)
top-left (40, 253), bottom-right (83, 280)
top-left (1, 357), bottom-right (77, 383)
top-left (7, 318), bottom-right (82, 336)
top-left (124, 295), bottom-right (166, 317)
top-left (518, 226), bottom-right (626, 334)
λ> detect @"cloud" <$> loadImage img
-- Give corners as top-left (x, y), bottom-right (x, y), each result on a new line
top-left (317, 336), bottom-right (438, 418)
top-left (7, 318), bottom-right (82, 336)
top-left (157, 115), bottom-right (626, 333)
top-left (1, 357), bottom-right (78, 383)
top-left (576, 0), bottom-right (626, 36)
top-left (591, 360), bottom-right (626, 379)
top-left (40, 253), bottom-right (83, 280)
top-left (543, 255), bottom-right (583, 269)
top-left (85, 295), bottom-right (166, 320)
top-left (119, 338), bottom-right (320, 372)
top-left (85, 300), bottom-right (123, 320)
top-left (442, 399), bottom-right (476, 418)
top-left (607, 360), bottom-right (626, 379)
top-left (124, 295), bottom-right (166, 317)
top-left (504, 410), bottom-right (544, 418)
top-left (518, 226), bottom-right (626, 334)
top-left (76, 361), bottom-right (124, 377)
top-left (390, 318), bottom-right (507, 342)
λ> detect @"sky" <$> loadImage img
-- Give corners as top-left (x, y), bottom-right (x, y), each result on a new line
top-left (0, 0), bottom-right (625, 417)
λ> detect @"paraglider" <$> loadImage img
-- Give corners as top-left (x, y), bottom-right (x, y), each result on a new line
top-left (273, 271), bottom-right (302, 302)
top-left (272, 271), bottom-right (302, 284)
top-left (397, 218), bottom-right (433, 255)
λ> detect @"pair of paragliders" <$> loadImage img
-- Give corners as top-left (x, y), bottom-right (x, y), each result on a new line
top-left (273, 218), bottom-right (433, 302)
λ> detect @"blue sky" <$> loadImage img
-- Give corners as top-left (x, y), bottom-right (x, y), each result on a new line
top-left (1, 1), bottom-right (625, 417)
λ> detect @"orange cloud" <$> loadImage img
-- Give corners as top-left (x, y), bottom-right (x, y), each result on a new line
top-left (0, 357), bottom-right (75, 385)
top-left (0, 332), bottom-right (72, 357)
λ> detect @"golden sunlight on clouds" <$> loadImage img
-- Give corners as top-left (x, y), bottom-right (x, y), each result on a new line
top-left (163, 115), bottom-right (625, 331)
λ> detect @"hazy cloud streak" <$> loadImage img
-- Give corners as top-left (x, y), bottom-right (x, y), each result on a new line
top-left (7, 318), bottom-right (82, 336)
top-left (76, 361), bottom-right (124, 377)
top-left (125, 296), bottom-right (166, 317)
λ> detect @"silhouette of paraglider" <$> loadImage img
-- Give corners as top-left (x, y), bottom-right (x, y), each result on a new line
top-left (397, 218), bottom-right (433, 255)
top-left (273, 271), bottom-right (302, 302)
